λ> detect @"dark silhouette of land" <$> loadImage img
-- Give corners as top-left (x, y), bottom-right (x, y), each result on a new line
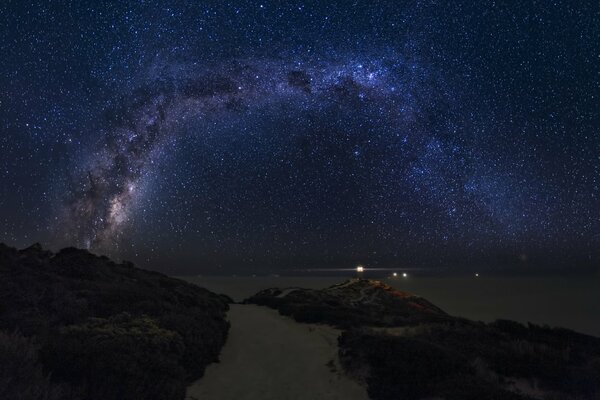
top-left (0, 243), bottom-right (229, 400)
top-left (2, 244), bottom-right (600, 400)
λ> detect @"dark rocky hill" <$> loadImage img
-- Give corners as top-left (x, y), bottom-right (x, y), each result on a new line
top-left (245, 279), bottom-right (451, 328)
top-left (247, 279), bottom-right (600, 400)
top-left (0, 243), bottom-right (230, 400)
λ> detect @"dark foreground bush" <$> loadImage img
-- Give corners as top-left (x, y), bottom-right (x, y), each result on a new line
top-left (0, 243), bottom-right (230, 400)
top-left (42, 314), bottom-right (185, 400)
top-left (0, 330), bottom-right (64, 400)
top-left (339, 321), bottom-right (600, 400)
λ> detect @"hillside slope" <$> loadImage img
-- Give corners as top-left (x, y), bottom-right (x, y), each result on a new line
top-left (245, 278), bottom-right (450, 328)
top-left (0, 243), bottom-right (230, 400)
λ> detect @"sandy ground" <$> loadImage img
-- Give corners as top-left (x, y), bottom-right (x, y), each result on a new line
top-left (185, 304), bottom-right (369, 400)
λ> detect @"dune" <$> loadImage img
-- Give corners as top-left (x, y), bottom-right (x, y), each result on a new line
top-left (185, 304), bottom-right (368, 400)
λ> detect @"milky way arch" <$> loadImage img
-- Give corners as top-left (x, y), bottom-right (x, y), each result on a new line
top-left (65, 54), bottom-right (450, 251)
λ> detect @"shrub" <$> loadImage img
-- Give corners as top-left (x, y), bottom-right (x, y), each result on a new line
top-left (0, 243), bottom-right (230, 400)
top-left (42, 314), bottom-right (186, 400)
top-left (0, 330), bottom-right (66, 400)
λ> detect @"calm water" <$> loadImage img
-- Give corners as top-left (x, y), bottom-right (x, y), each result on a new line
top-left (182, 276), bottom-right (600, 337)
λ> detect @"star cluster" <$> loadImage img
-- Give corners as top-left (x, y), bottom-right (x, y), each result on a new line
top-left (0, 1), bottom-right (598, 273)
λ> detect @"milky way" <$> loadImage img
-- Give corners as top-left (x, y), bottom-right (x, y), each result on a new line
top-left (1, 1), bottom-right (598, 273)
top-left (67, 54), bottom-right (436, 250)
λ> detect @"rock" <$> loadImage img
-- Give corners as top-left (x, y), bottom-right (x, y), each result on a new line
top-left (245, 278), bottom-right (451, 328)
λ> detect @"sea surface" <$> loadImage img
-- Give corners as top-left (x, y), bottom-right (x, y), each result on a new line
top-left (181, 275), bottom-right (600, 337)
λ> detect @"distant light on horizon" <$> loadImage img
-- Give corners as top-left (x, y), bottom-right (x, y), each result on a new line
top-left (356, 265), bottom-right (364, 273)
top-left (402, 272), bottom-right (408, 278)
top-left (393, 272), bottom-right (398, 277)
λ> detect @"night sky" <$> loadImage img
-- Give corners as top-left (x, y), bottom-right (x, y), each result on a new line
top-left (0, 1), bottom-right (598, 274)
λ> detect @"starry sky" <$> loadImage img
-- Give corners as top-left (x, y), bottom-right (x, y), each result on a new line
top-left (0, 1), bottom-right (598, 274)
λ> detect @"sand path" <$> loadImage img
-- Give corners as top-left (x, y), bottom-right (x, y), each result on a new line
top-left (185, 304), bottom-right (369, 400)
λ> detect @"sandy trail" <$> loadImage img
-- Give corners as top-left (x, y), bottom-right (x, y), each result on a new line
top-left (186, 304), bottom-right (368, 400)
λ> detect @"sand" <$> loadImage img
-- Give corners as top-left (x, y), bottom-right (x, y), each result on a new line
top-left (185, 304), bottom-right (369, 400)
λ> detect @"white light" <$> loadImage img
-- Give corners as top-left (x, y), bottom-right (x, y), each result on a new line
top-left (393, 272), bottom-right (398, 277)
top-left (356, 265), bottom-right (364, 273)
top-left (402, 273), bottom-right (408, 278)
top-left (475, 273), bottom-right (479, 277)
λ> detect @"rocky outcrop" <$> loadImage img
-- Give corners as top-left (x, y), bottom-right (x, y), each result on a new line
top-left (245, 279), bottom-right (451, 328)
top-left (0, 243), bottom-right (230, 400)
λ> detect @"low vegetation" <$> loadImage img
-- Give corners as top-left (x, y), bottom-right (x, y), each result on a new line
top-left (248, 279), bottom-right (600, 400)
top-left (0, 243), bottom-right (230, 400)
